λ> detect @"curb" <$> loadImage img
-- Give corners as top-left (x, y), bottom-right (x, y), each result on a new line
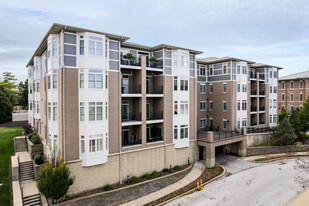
top-left (156, 164), bottom-right (226, 206)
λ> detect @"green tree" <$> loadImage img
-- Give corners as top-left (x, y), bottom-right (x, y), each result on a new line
top-left (37, 158), bottom-right (75, 203)
top-left (299, 96), bottom-right (309, 131)
top-left (0, 88), bottom-right (13, 123)
top-left (279, 107), bottom-right (288, 123)
top-left (289, 108), bottom-right (303, 136)
top-left (17, 79), bottom-right (28, 108)
top-left (270, 118), bottom-right (296, 146)
top-left (0, 72), bottom-right (18, 91)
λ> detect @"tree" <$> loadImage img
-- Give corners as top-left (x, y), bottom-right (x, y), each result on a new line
top-left (299, 96), bottom-right (309, 131)
top-left (270, 118), bottom-right (296, 146)
top-left (17, 79), bottom-right (28, 109)
top-left (37, 157), bottom-right (75, 203)
top-left (0, 88), bottom-right (13, 123)
top-left (0, 72), bottom-right (18, 91)
top-left (289, 108), bottom-right (302, 136)
top-left (279, 107), bottom-right (288, 123)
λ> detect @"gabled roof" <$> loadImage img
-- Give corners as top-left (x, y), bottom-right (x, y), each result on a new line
top-left (279, 70), bottom-right (309, 80)
top-left (197, 56), bottom-right (255, 64)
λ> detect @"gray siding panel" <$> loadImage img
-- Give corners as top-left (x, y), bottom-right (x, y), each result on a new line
top-left (154, 51), bottom-right (163, 59)
top-left (109, 41), bottom-right (119, 50)
top-left (190, 54), bottom-right (195, 61)
top-left (64, 56), bottom-right (76, 67)
top-left (165, 67), bottom-right (172, 75)
top-left (190, 62), bottom-right (195, 69)
top-left (214, 63), bottom-right (222, 70)
top-left (165, 59), bottom-right (172, 66)
top-left (197, 76), bottom-right (206, 82)
top-left (64, 33), bottom-right (76, 44)
top-left (214, 69), bottom-right (222, 75)
top-left (208, 75), bottom-right (231, 81)
top-left (165, 51), bottom-right (172, 58)
top-left (109, 51), bottom-right (119, 60)
top-left (109, 60), bottom-right (119, 70)
top-left (64, 45), bottom-right (76, 55)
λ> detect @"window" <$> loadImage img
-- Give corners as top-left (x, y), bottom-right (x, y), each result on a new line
top-left (89, 134), bottom-right (104, 153)
top-left (53, 71), bottom-right (58, 89)
top-left (270, 99), bottom-right (272, 108)
top-left (174, 126), bottom-right (178, 140)
top-left (282, 94), bottom-right (285, 101)
top-left (200, 118), bottom-right (206, 128)
top-left (89, 139), bottom-right (95, 153)
top-left (89, 102), bottom-right (95, 121)
top-left (173, 51), bottom-right (178, 66)
top-left (200, 101), bottom-right (206, 111)
top-left (53, 135), bottom-right (58, 155)
top-left (37, 101), bottom-right (40, 113)
top-left (89, 36), bottom-right (103, 56)
top-left (29, 84), bottom-right (32, 94)
top-left (242, 84), bottom-right (247, 92)
top-left (273, 86), bottom-right (277, 93)
top-left (209, 118), bottom-right (213, 128)
top-left (300, 80), bottom-right (303, 88)
top-left (30, 101), bottom-right (32, 110)
top-left (237, 65), bottom-right (240, 74)
top-left (237, 83), bottom-right (240, 92)
top-left (223, 119), bottom-right (227, 129)
top-left (209, 84), bottom-right (213, 93)
top-left (52, 37), bottom-right (57, 56)
top-left (88, 102), bottom-right (103, 121)
top-left (237, 119), bottom-right (240, 129)
top-left (270, 86), bottom-right (273, 93)
top-left (53, 102), bottom-right (58, 121)
top-left (209, 66), bottom-right (213, 76)
top-left (80, 102), bottom-right (85, 121)
top-left (37, 82), bottom-right (40, 92)
top-left (300, 93), bottom-right (303, 101)
top-left (80, 36), bottom-right (84, 55)
top-left (223, 101), bottom-right (227, 111)
top-left (48, 75), bottom-right (51, 89)
top-left (269, 115), bottom-right (273, 124)
top-left (96, 102), bottom-right (103, 120)
top-left (223, 83), bottom-right (227, 93)
top-left (105, 102), bottom-right (108, 120)
top-left (33, 101), bottom-right (36, 113)
top-left (273, 99), bottom-right (277, 109)
top-left (223, 65), bottom-right (227, 74)
top-left (80, 73), bottom-right (84, 88)
top-left (180, 80), bottom-right (188, 91)
top-left (180, 53), bottom-right (188, 67)
top-left (180, 101), bottom-right (189, 114)
top-left (270, 71), bottom-right (273, 78)
top-left (48, 102), bottom-right (51, 120)
top-left (174, 77), bottom-right (178, 91)
top-left (242, 100), bottom-right (247, 110)
top-left (281, 82), bottom-right (285, 89)
top-left (174, 101), bottom-right (178, 115)
top-left (200, 66), bottom-right (206, 76)
top-left (88, 70), bottom-right (103, 88)
top-left (242, 118), bottom-right (247, 127)
top-left (80, 136), bottom-right (85, 154)
top-left (200, 84), bottom-right (206, 93)
top-left (242, 66), bottom-right (247, 74)
top-left (290, 81), bottom-right (294, 89)
top-left (180, 125), bottom-right (189, 138)
top-left (237, 100), bottom-right (240, 110)
top-left (291, 93), bottom-right (294, 102)
top-left (209, 100), bottom-right (213, 110)
top-left (273, 115), bottom-right (277, 123)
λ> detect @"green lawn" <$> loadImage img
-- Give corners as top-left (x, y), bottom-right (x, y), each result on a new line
top-left (0, 127), bottom-right (23, 206)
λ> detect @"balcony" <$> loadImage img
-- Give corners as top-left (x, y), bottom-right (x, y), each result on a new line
top-left (259, 106), bottom-right (265, 112)
top-left (122, 126), bottom-right (142, 147)
top-left (251, 90), bottom-right (257, 95)
top-left (259, 74), bottom-right (265, 81)
top-left (122, 112), bottom-right (142, 126)
top-left (250, 72), bottom-right (256, 79)
top-left (147, 135), bottom-right (163, 143)
top-left (259, 121), bottom-right (265, 125)
top-left (121, 57), bottom-right (141, 67)
top-left (121, 85), bottom-right (141, 97)
top-left (146, 111), bottom-right (164, 124)
top-left (146, 59), bottom-right (163, 69)
top-left (251, 106), bottom-right (257, 112)
top-left (147, 126), bottom-right (163, 143)
top-left (146, 85), bottom-right (163, 97)
top-left (259, 90), bottom-right (265, 95)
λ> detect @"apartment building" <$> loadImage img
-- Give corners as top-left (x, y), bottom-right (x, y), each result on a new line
top-left (27, 23), bottom-right (200, 195)
top-left (195, 58), bottom-right (281, 132)
top-left (279, 70), bottom-right (309, 112)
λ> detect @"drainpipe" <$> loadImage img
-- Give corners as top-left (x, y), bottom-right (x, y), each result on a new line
top-left (194, 74), bottom-right (197, 163)
top-left (119, 69), bottom-right (122, 184)
top-left (61, 29), bottom-right (66, 162)
top-left (163, 50), bottom-right (167, 168)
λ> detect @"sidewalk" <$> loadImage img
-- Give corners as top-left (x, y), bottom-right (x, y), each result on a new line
top-left (286, 187), bottom-right (309, 206)
top-left (121, 162), bottom-right (205, 206)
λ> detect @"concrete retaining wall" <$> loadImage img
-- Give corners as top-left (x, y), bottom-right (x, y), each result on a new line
top-left (246, 133), bottom-right (271, 147)
top-left (66, 141), bottom-right (196, 195)
top-left (58, 165), bottom-right (192, 206)
top-left (247, 145), bottom-right (309, 156)
top-left (12, 111), bottom-right (28, 122)
top-left (27, 138), bottom-right (43, 155)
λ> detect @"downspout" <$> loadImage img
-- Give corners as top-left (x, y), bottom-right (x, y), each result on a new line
top-left (163, 49), bottom-right (167, 168)
top-left (61, 29), bottom-right (66, 162)
top-left (118, 43), bottom-right (122, 184)
top-left (194, 70), bottom-right (197, 163)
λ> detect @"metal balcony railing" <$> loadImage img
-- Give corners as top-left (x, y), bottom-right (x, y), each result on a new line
top-left (121, 112), bottom-right (141, 122)
top-left (259, 74), bottom-right (265, 80)
top-left (146, 111), bottom-right (163, 120)
top-left (259, 106), bottom-right (265, 111)
top-left (250, 72), bottom-right (256, 79)
top-left (259, 90), bottom-right (265, 95)
top-left (146, 86), bottom-right (163, 94)
top-left (121, 57), bottom-right (141, 66)
top-left (146, 60), bottom-right (163, 69)
top-left (121, 85), bottom-right (141, 94)
top-left (251, 90), bottom-right (257, 95)
top-left (251, 106), bottom-right (257, 112)
top-left (147, 135), bottom-right (163, 143)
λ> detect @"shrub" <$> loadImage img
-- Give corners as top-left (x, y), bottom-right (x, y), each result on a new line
top-left (149, 56), bottom-right (158, 62)
top-left (173, 165), bottom-right (182, 171)
top-left (33, 153), bottom-right (44, 165)
top-left (22, 124), bottom-right (32, 134)
top-left (142, 173), bottom-right (152, 180)
top-left (104, 184), bottom-right (113, 191)
top-left (37, 157), bottom-right (75, 202)
top-left (150, 171), bottom-right (160, 178)
top-left (270, 118), bottom-right (295, 146)
top-left (28, 132), bottom-right (36, 140)
top-left (162, 168), bottom-right (169, 173)
top-left (130, 176), bottom-right (140, 184)
top-left (31, 135), bottom-right (40, 144)
top-left (32, 152), bottom-right (42, 159)
top-left (124, 53), bottom-right (135, 60)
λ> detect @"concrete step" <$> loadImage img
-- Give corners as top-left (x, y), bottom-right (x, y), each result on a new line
top-left (23, 194), bottom-right (41, 206)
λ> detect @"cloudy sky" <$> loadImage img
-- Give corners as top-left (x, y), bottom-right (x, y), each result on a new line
top-left (1, 0), bottom-right (309, 82)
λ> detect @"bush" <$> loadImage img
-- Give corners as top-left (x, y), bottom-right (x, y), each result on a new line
top-left (33, 153), bottom-right (44, 165)
top-left (150, 171), bottom-right (160, 178)
top-left (270, 118), bottom-right (296, 146)
top-left (130, 176), bottom-right (140, 184)
top-left (37, 158), bottom-right (75, 202)
top-left (142, 173), bottom-right (152, 180)
top-left (124, 53), bottom-right (135, 60)
top-left (162, 168), bottom-right (169, 173)
top-left (22, 124), bottom-right (32, 134)
top-left (31, 135), bottom-right (40, 144)
top-left (28, 132), bottom-right (36, 140)
top-left (104, 184), bottom-right (113, 191)
top-left (173, 165), bottom-right (182, 171)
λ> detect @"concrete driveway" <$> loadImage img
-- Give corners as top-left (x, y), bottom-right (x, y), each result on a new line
top-left (167, 155), bottom-right (309, 206)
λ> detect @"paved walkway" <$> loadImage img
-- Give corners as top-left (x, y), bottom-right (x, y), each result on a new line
top-left (121, 162), bottom-right (205, 206)
top-left (286, 187), bottom-right (309, 206)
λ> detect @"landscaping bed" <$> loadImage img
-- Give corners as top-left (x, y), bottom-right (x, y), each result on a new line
top-left (254, 153), bottom-right (309, 162)
top-left (145, 164), bottom-right (224, 206)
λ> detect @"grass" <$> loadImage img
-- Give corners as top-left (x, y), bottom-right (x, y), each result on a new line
top-left (0, 127), bottom-right (23, 206)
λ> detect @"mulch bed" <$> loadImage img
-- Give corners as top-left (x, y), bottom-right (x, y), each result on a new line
top-left (145, 164), bottom-right (224, 206)
top-left (0, 121), bottom-right (28, 128)
top-left (254, 154), bottom-right (309, 162)
top-left (69, 164), bottom-right (190, 200)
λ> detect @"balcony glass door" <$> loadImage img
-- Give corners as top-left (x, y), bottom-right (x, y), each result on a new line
top-left (146, 77), bottom-right (150, 94)
top-left (146, 102), bottom-right (150, 119)
top-left (122, 102), bottom-right (129, 121)
top-left (122, 128), bottom-right (129, 146)
top-left (122, 77), bottom-right (129, 94)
